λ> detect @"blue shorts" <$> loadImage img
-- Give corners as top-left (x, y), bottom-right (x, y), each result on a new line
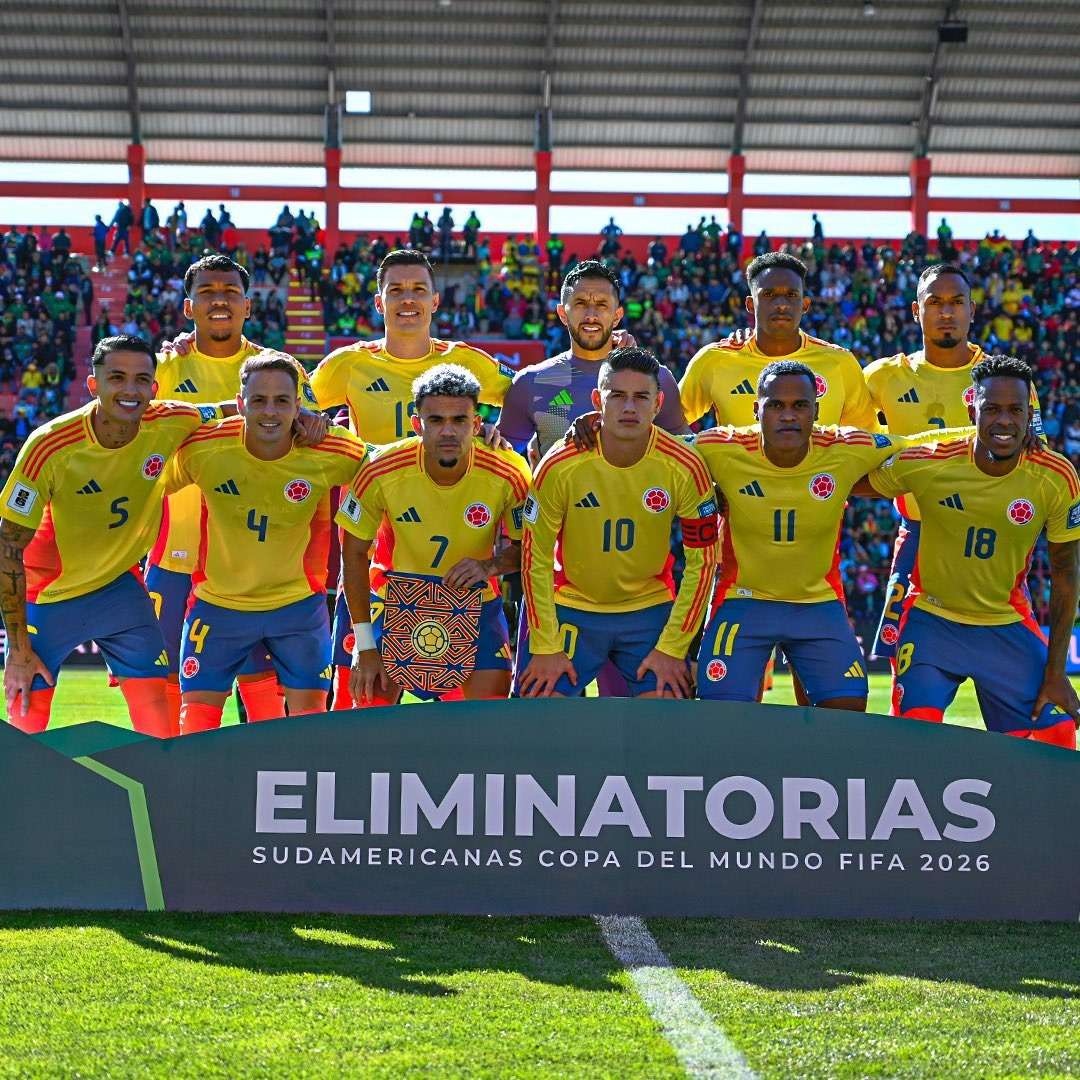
top-left (144, 563), bottom-right (275, 678)
top-left (27, 571), bottom-right (168, 690)
top-left (331, 588), bottom-right (352, 668)
top-left (372, 589), bottom-right (512, 702)
top-left (179, 593), bottom-right (332, 694)
top-left (872, 518), bottom-right (919, 659)
top-left (514, 601), bottom-right (675, 697)
top-left (894, 605), bottom-right (1069, 734)
top-left (698, 598), bottom-right (868, 704)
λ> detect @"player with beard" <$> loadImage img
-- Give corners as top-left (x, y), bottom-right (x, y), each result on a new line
top-left (146, 255), bottom-right (323, 731)
top-left (863, 263), bottom-right (1044, 661)
top-left (0, 336), bottom-right (229, 735)
top-left (337, 365), bottom-right (529, 706)
top-left (865, 356), bottom-right (1079, 747)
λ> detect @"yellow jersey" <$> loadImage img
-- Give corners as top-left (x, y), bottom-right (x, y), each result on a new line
top-left (0, 400), bottom-right (212, 604)
top-left (695, 426), bottom-right (908, 605)
top-left (868, 437), bottom-right (1080, 626)
top-left (151, 337), bottom-right (318, 575)
top-left (679, 331), bottom-right (879, 431)
top-left (169, 419), bottom-right (367, 611)
top-left (863, 342), bottom-right (1044, 521)
top-left (336, 437), bottom-right (531, 602)
top-left (521, 427), bottom-right (718, 657)
top-left (310, 338), bottom-right (513, 444)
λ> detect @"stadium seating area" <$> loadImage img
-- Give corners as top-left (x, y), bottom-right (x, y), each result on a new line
top-left (2, 212), bottom-right (1077, 628)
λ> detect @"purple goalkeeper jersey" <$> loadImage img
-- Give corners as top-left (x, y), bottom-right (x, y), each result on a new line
top-left (498, 349), bottom-right (687, 457)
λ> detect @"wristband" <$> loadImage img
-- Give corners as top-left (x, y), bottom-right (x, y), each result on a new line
top-left (351, 622), bottom-right (376, 654)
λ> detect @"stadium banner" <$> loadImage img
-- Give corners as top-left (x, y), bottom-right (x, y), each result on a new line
top-left (326, 337), bottom-right (547, 371)
top-left (5, 699), bottom-right (1080, 920)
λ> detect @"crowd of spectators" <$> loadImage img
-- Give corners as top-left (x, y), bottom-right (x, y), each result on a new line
top-left (2, 204), bottom-right (1077, 632)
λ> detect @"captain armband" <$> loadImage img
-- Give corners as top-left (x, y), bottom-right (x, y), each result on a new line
top-left (680, 498), bottom-right (719, 548)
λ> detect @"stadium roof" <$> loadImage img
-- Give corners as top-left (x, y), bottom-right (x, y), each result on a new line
top-left (2, 0), bottom-right (1077, 176)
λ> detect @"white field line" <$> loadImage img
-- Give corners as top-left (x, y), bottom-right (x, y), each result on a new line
top-left (596, 915), bottom-right (758, 1080)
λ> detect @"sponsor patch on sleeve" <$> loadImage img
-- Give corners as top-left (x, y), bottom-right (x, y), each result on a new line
top-left (340, 494), bottom-right (362, 524)
top-left (498, 362), bottom-right (516, 380)
top-left (511, 505), bottom-right (525, 532)
top-left (522, 494), bottom-right (539, 524)
top-left (5, 482), bottom-right (37, 516)
top-left (197, 405), bottom-right (219, 422)
top-left (1068, 501), bottom-right (1080, 530)
top-left (873, 434), bottom-right (892, 449)
top-left (696, 497), bottom-right (718, 518)
top-left (302, 382), bottom-right (319, 406)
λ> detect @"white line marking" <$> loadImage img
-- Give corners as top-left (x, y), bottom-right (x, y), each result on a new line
top-left (597, 915), bottom-right (758, 1080)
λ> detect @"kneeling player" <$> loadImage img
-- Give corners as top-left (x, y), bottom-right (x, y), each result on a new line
top-left (517, 347), bottom-right (717, 698)
top-left (0, 336), bottom-right (221, 735)
top-left (338, 364), bottom-right (530, 705)
top-left (693, 361), bottom-right (921, 710)
top-left (866, 355), bottom-right (1080, 747)
top-left (169, 353), bottom-right (367, 733)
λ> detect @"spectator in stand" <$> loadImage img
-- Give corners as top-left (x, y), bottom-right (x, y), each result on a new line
top-left (463, 210), bottom-right (481, 256)
top-left (546, 233), bottom-right (565, 271)
top-left (680, 224), bottom-right (702, 255)
top-left (92, 214), bottom-right (109, 270)
top-left (599, 216), bottom-right (623, 256)
top-left (200, 207), bottom-right (221, 249)
top-left (726, 223), bottom-right (742, 256)
top-left (436, 207), bottom-right (455, 261)
top-left (648, 236), bottom-right (668, 265)
top-left (52, 227), bottom-right (71, 260)
top-left (754, 230), bottom-right (770, 256)
top-left (140, 199), bottom-right (160, 245)
top-left (109, 199), bottom-right (134, 255)
top-left (811, 212), bottom-right (824, 244)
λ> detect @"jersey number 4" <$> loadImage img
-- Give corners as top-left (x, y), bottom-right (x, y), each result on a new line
top-left (247, 509), bottom-right (269, 542)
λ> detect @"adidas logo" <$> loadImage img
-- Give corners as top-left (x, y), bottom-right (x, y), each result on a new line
top-left (574, 492), bottom-right (600, 508)
top-left (365, 378), bottom-right (390, 392)
top-left (738, 480), bottom-right (764, 497)
top-left (76, 479), bottom-right (102, 495)
top-left (155, 650), bottom-right (169, 667)
top-left (175, 379), bottom-right (199, 394)
top-left (939, 493), bottom-right (964, 510)
top-left (896, 387), bottom-right (920, 403)
top-left (843, 661), bottom-right (866, 679)
top-left (395, 506), bottom-right (422, 523)
top-left (214, 479), bottom-right (240, 495)
top-left (730, 379), bottom-right (754, 395)
top-left (549, 389), bottom-right (574, 408)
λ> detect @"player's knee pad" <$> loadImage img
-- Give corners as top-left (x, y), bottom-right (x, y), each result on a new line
top-left (179, 701), bottom-right (224, 735)
top-left (9, 687), bottom-right (55, 734)
top-left (120, 677), bottom-right (170, 738)
top-left (237, 673), bottom-right (285, 723)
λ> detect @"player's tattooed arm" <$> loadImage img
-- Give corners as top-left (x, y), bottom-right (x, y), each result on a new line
top-left (1035, 539), bottom-right (1080, 726)
top-left (443, 541), bottom-right (521, 590)
top-left (0, 518), bottom-right (54, 718)
top-left (340, 533), bottom-right (397, 705)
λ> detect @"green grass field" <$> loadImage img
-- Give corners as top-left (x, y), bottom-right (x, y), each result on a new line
top-left (2, 669), bottom-right (1078, 1078)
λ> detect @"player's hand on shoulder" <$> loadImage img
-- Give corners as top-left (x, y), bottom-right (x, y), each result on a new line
top-left (636, 648), bottom-right (693, 699)
top-left (159, 329), bottom-right (195, 357)
top-left (3, 643), bottom-right (53, 720)
top-left (349, 648), bottom-right (396, 706)
top-left (293, 408), bottom-right (329, 446)
top-left (721, 328), bottom-right (752, 347)
top-left (480, 423), bottom-right (512, 451)
top-left (1032, 671), bottom-right (1080, 728)
top-left (443, 557), bottom-right (492, 590)
top-left (564, 411), bottom-right (601, 450)
top-left (519, 652), bottom-right (577, 697)
top-left (610, 329), bottom-right (637, 350)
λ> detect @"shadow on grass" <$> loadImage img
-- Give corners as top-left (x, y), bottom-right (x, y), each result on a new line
top-left (0, 911), bottom-right (625, 998)
top-left (649, 917), bottom-right (1080, 998)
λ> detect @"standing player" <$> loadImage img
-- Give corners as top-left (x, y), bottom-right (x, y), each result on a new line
top-left (498, 260), bottom-right (688, 458)
top-left (863, 262), bottom-right (1044, 660)
top-left (168, 353), bottom-right (367, 733)
top-left (866, 356), bottom-right (1080, 747)
top-left (517, 347), bottom-right (717, 698)
top-left (337, 365), bottom-right (530, 705)
top-left (678, 252), bottom-right (879, 431)
top-left (0, 336), bottom-right (222, 735)
top-left (307, 249), bottom-right (516, 706)
top-left (693, 361), bottom-right (916, 709)
top-left (148, 254), bottom-right (323, 728)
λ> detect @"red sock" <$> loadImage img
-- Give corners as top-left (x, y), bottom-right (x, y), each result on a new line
top-left (900, 706), bottom-right (944, 723)
top-left (120, 677), bottom-right (170, 737)
top-left (331, 665), bottom-right (354, 710)
top-left (179, 701), bottom-right (224, 735)
top-left (237, 674), bottom-right (285, 722)
top-left (9, 687), bottom-right (55, 734)
top-left (164, 680), bottom-right (183, 737)
top-left (1009, 718), bottom-right (1077, 750)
